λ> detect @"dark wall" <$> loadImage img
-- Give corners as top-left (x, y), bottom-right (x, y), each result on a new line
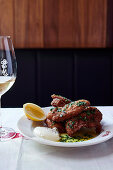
top-left (2, 49), bottom-right (113, 107)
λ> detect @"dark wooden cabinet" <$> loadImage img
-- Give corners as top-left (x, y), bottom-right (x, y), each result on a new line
top-left (0, 0), bottom-right (113, 48)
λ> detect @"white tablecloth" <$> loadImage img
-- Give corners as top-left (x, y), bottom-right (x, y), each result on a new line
top-left (0, 107), bottom-right (113, 170)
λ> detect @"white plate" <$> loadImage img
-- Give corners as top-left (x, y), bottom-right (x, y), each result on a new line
top-left (17, 107), bottom-right (113, 147)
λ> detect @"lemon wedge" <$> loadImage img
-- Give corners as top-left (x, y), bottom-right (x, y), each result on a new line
top-left (23, 103), bottom-right (46, 121)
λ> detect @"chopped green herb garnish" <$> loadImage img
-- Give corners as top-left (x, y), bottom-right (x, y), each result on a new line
top-left (83, 116), bottom-right (87, 121)
top-left (72, 121), bottom-right (75, 125)
top-left (50, 108), bottom-right (54, 111)
top-left (60, 114), bottom-right (63, 117)
top-left (59, 133), bottom-right (95, 143)
top-left (76, 101), bottom-right (86, 106)
top-left (86, 110), bottom-right (90, 116)
top-left (57, 108), bottom-right (62, 112)
top-left (68, 123), bottom-right (73, 129)
top-left (79, 115), bottom-right (82, 119)
top-left (62, 110), bottom-right (66, 114)
top-left (91, 109), bottom-right (95, 114)
top-left (51, 121), bottom-right (55, 126)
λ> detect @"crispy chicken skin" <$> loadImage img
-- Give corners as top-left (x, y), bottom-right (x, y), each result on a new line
top-left (82, 106), bottom-right (102, 122)
top-left (51, 94), bottom-right (71, 107)
top-left (65, 107), bottom-right (102, 137)
top-left (51, 98), bottom-right (66, 107)
top-left (65, 119), bottom-right (102, 137)
top-left (49, 99), bottom-right (90, 122)
top-left (65, 118), bottom-right (87, 137)
top-left (52, 105), bottom-right (86, 122)
top-left (46, 119), bottom-right (65, 133)
top-left (75, 99), bottom-right (90, 107)
top-left (46, 107), bottom-right (58, 120)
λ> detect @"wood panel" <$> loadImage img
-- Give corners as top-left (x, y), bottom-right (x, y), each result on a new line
top-left (0, 0), bottom-right (14, 42)
top-left (58, 0), bottom-right (74, 47)
top-left (0, 0), bottom-right (110, 48)
top-left (106, 0), bottom-right (113, 47)
top-left (43, 0), bottom-right (59, 48)
top-left (73, 0), bottom-right (107, 48)
top-left (43, 0), bottom-right (107, 48)
top-left (14, 0), bottom-right (43, 48)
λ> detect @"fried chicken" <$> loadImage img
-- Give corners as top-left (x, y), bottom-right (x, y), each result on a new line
top-left (47, 99), bottom-right (90, 122)
top-left (65, 107), bottom-right (102, 137)
top-left (46, 95), bottom-right (102, 137)
top-left (51, 94), bottom-right (71, 107)
top-left (46, 118), bottom-right (65, 133)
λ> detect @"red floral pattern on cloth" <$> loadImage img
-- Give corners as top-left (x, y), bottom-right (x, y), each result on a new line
top-left (13, 133), bottom-right (24, 139)
top-left (0, 132), bottom-right (23, 139)
top-left (102, 131), bottom-right (111, 137)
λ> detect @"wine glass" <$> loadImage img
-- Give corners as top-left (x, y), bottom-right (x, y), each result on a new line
top-left (0, 36), bottom-right (17, 141)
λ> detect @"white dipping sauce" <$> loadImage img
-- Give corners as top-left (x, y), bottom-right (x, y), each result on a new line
top-left (33, 127), bottom-right (60, 142)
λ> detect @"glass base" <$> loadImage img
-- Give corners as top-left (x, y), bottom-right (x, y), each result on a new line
top-left (0, 127), bottom-right (16, 141)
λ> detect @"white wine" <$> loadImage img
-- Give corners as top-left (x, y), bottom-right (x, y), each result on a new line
top-left (0, 76), bottom-right (16, 96)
